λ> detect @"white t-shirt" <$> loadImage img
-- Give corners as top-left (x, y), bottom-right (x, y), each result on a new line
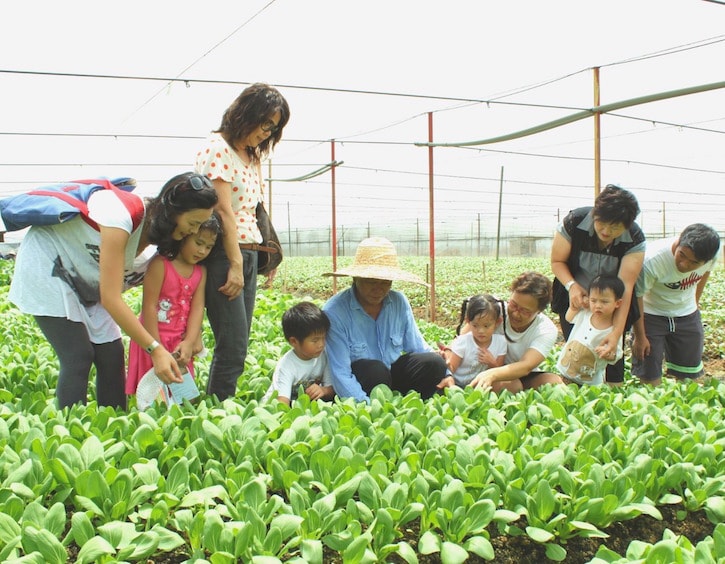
top-left (556, 309), bottom-right (621, 385)
top-left (8, 190), bottom-right (150, 344)
top-left (636, 237), bottom-right (719, 317)
top-left (499, 310), bottom-right (558, 366)
top-left (263, 349), bottom-right (333, 402)
top-left (450, 332), bottom-right (507, 386)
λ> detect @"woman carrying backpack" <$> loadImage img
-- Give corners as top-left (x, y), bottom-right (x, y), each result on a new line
top-left (8, 172), bottom-right (218, 409)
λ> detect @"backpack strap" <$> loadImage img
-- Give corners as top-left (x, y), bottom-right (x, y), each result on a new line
top-left (63, 178), bottom-right (145, 231)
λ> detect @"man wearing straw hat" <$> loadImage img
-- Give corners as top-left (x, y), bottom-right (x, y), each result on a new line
top-left (323, 237), bottom-right (447, 402)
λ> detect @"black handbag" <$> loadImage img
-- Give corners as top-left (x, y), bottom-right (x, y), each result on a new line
top-left (256, 201), bottom-right (283, 276)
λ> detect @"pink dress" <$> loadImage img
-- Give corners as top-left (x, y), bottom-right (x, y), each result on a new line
top-left (126, 259), bottom-right (203, 394)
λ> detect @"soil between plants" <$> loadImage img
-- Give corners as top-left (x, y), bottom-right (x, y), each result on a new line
top-left (326, 505), bottom-right (714, 564)
top-left (111, 504), bottom-right (714, 563)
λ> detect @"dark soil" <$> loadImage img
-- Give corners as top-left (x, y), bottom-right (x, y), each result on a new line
top-left (331, 505), bottom-right (714, 564)
top-left (93, 502), bottom-right (714, 563)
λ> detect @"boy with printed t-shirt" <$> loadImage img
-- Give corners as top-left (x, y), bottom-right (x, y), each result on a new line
top-left (632, 223), bottom-right (720, 386)
top-left (263, 301), bottom-right (335, 405)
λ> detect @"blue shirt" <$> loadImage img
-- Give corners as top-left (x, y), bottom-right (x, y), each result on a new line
top-left (323, 286), bottom-right (432, 402)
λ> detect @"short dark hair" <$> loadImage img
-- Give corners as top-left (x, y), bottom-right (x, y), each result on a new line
top-left (678, 223), bottom-right (720, 263)
top-left (510, 271), bottom-right (552, 312)
top-left (282, 302), bottom-right (330, 342)
top-left (593, 184), bottom-right (640, 229)
top-left (215, 83), bottom-right (290, 165)
top-left (589, 274), bottom-right (624, 300)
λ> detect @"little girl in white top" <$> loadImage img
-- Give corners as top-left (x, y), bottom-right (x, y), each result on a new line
top-left (438, 294), bottom-right (507, 389)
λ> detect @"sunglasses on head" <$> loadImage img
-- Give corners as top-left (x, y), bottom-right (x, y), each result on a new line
top-left (163, 174), bottom-right (213, 205)
top-left (188, 174), bottom-right (213, 191)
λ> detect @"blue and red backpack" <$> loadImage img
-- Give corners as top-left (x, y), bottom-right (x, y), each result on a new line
top-left (0, 178), bottom-right (145, 233)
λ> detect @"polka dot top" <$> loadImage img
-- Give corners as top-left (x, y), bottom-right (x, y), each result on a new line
top-left (195, 132), bottom-right (263, 244)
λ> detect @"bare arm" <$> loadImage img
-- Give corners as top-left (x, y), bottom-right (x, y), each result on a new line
top-left (213, 178), bottom-right (244, 300)
top-left (139, 256), bottom-right (164, 349)
top-left (564, 305), bottom-right (578, 323)
top-left (470, 347), bottom-right (546, 388)
top-left (447, 351), bottom-right (463, 374)
top-left (98, 227), bottom-right (182, 384)
top-left (175, 267), bottom-right (207, 366)
top-left (551, 232), bottom-right (588, 310)
top-left (631, 296), bottom-right (649, 360)
top-left (695, 271), bottom-right (711, 308)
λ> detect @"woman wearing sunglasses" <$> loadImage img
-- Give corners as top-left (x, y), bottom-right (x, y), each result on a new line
top-left (469, 271), bottom-right (562, 393)
top-left (8, 172), bottom-right (218, 409)
top-left (195, 83), bottom-right (290, 401)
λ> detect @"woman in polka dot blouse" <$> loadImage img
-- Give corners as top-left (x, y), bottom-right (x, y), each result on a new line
top-left (195, 83), bottom-right (290, 401)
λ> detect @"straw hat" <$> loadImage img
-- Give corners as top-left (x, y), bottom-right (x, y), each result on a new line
top-left (324, 237), bottom-right (428, 286)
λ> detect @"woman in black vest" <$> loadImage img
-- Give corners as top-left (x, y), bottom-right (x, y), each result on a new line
top-left (551, 185), bottom-right (645, 385)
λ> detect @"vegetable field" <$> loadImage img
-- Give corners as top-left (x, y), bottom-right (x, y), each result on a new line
top-left (0, 256), bottom-right (724, 564)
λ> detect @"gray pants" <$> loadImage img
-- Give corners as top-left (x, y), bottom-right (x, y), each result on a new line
top-left (203, 246), bottom-right (258, 401)
top-left (34, 316), bottom-right (126, 409)
top-left (632, 310), bottom-right (704, 381)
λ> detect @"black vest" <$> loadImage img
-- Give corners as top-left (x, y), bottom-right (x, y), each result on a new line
top-left (551, 206), bottom-right (644, 327)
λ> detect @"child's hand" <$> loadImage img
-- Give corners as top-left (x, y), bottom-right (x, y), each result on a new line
top-left (304, 383), bottom-right (326, 400)
top-left (476, 347), bottom-right (496, 366)
top-left (595, 343), bottom-right (618, 361)
top-left (436, 375), bottom-right (455, 389)
top-left (173, 343), bottom-right (194, 371)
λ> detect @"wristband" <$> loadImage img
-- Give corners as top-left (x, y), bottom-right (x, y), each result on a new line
top-left (145, 339), bottom-right (160, 354)
top-left (565, 280), bottom-right (576, 292)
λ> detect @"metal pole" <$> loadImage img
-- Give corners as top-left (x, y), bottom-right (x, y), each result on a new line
top-left (428, 112), bottom-right (436, 322)
top-left (331, 140), bottom-right (337, 294)
top-left (593, 67), bottom-right (601, 198)
top-left (662, 202), bottom-right (666, 237)
top-left (286, 201), bottom-right (292, 256)
top-left (496, 166), bottom-right (504, 260)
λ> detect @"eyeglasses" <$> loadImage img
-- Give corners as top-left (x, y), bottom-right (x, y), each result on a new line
top-left (507, 298), bottom-right (537, 317)
top-left (260, 120), bottom-right (280, 133)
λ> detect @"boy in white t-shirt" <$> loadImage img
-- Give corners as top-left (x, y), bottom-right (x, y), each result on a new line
top-left (263, 301), bottom-right (335, 405)
top-left (632, 223), bottom-right (720, 385)
top-left (557, 275), bottom-right (624, 385)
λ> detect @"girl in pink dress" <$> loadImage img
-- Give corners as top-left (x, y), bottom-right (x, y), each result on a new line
top-left (126, 215), bottom-right (221, 394)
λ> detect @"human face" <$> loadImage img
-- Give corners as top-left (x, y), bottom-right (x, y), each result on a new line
top-left (178, 228), bottom-right (217, 265)
top-left (469, 312), bottom-right (499, 346)
top-left (354, 278), bottom-right (393, 310)
top-left (588, 287), bottom-right (621, 319)
top-left (507, 291), bottom-right (540, 330)
top-left (674, 245), bottom-right (706, 273)
top-left (172, 208), bottom-right (213, 240)
top-left (291, 332), bottom-right (326, 361)
top-left (244, 110), bottom-right (282, 148)
top-left (593, 220), bottom-right (627, 247)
